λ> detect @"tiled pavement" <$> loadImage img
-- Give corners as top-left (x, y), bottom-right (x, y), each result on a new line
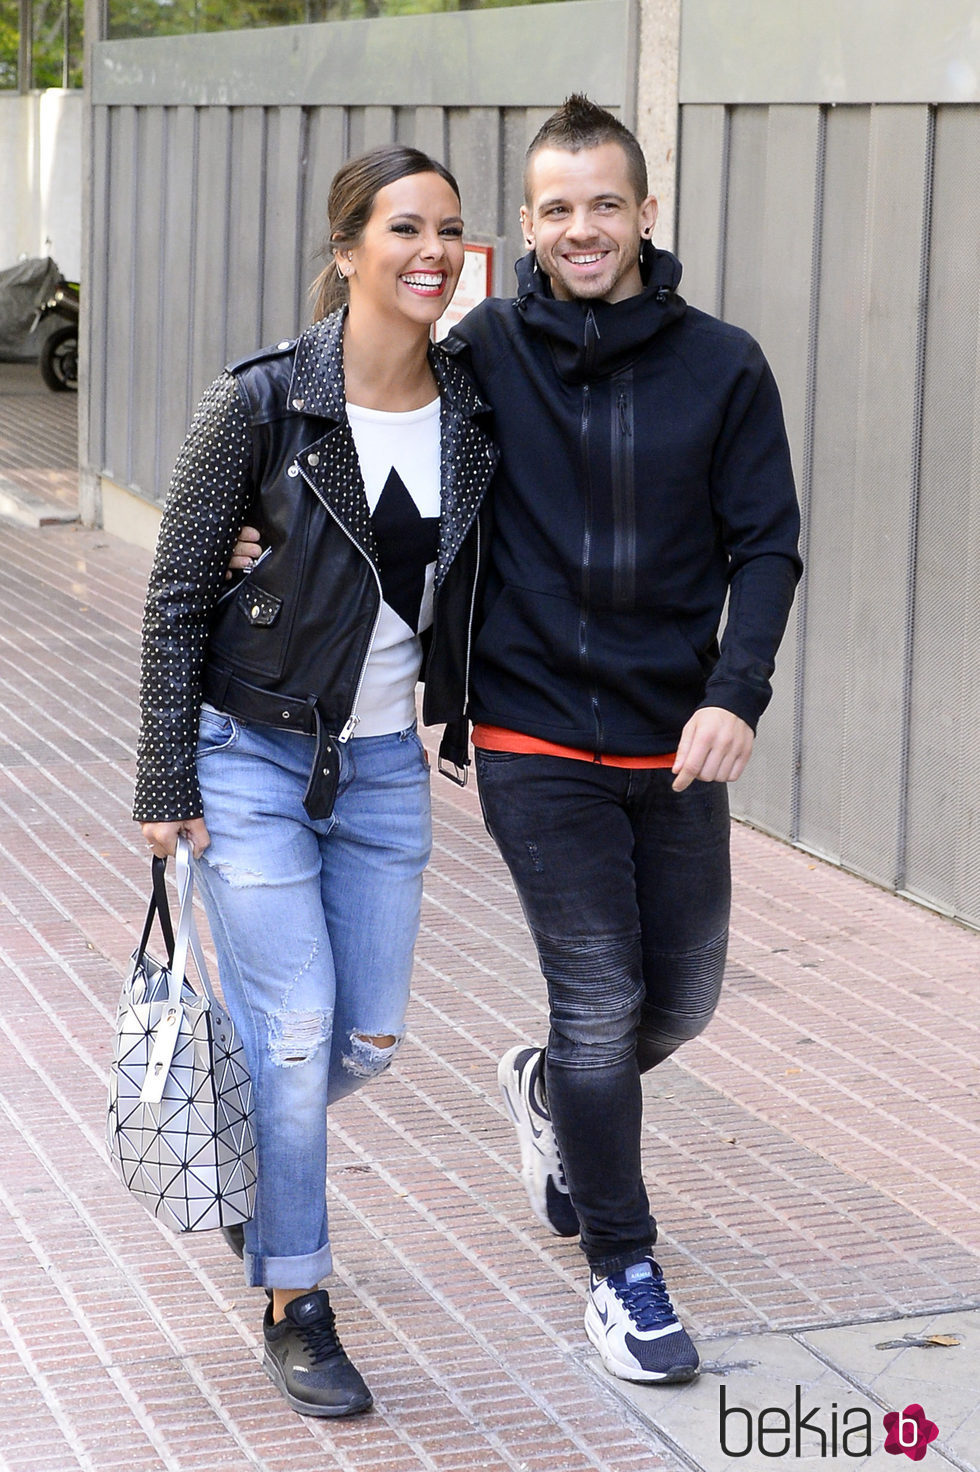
top-left (0, 362), bottom-right (978, 1471)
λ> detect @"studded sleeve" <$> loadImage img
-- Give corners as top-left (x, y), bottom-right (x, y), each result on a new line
top-left (133, 373), bottom-right (254, 823)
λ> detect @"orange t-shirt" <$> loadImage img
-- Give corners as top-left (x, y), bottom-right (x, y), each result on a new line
top-left (472, 724), bottom-right (676, 770)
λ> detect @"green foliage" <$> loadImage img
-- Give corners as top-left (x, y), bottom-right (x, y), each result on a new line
top-left (0, 0), bottom-right (83, 87)
top-left (0, 0), bottom-right (20, 86)
top-left (107, 0), bottom-right (554, 38)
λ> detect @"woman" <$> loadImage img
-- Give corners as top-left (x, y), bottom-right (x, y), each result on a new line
top-left (136, 144), bottom-right (495, 1418)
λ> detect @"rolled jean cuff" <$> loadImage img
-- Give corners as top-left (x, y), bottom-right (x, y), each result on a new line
top-left (583, 1219), bottom-right (658, 1278)
top-left (245, 1239), bottom-right (334, 1290)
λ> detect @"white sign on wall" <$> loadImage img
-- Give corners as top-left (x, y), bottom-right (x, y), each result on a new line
top-left (434, 242), bottom-right (493, 341)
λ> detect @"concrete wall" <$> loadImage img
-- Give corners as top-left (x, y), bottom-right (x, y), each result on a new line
top-left (0, 91), bottom-right (84, 279)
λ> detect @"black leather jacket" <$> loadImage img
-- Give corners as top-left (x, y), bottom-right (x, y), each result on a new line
top-left (134, 310), bottom-right (496, 823)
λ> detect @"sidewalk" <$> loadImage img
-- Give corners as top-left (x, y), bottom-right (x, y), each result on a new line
top-left (1, 363), bottom-right (978, 1472)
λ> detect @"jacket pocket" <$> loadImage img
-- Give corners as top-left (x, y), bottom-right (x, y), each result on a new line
top-left (238, 586), bottom-right (281, 628)
top-left (207, 578), bottom-right (292, 680)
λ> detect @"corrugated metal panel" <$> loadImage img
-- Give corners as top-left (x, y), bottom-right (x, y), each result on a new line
top-left (129, 107), bottom-right (167, 502)
top-left (837, 106), bottom-right (931, 889)
top-left (86, 104), bottom-right (111, 482)
top-left (102, 105), bottom-right (138, 487)
top-left (298, 107), bottom-right (347, 319)
top-left (188, 108), bottom-right (232, 398)
top-left (226, 109), bottom-right (267, 363)
top-left (680, 97), bottom-right (979, 927)
top-left (904, 106), bottom-right (980, 923)
top-left (795, 105), bottom-right (872, 863)
top-left (157, 108), bottom-right (198, 495)
top-left (446, 108), bottom-right (503, 245)
top-left (726, 107), bottom-right (822, 839)
top-left (260, 108), bottom-right (306, 344)
top-left (675, 104), bottom-right (727, 316)
top-left (88, 9), bottom-right (633, 514)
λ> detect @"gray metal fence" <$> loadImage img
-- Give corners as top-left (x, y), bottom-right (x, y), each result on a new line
top-left (677, 22), bottom-right (980, 926)
top-left (82, 0), bottom-right (980, 928)
top-left (83, 0), bottom-right (635, 521)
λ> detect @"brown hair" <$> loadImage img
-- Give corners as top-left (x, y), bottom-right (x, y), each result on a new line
top-left (523, 94), bottom-right (648, 205)
top-left (309, 144), bottom-right (461, 322)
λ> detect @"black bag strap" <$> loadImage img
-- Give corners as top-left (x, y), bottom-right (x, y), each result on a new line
top-left (133, 854), bottom-right (176, 968)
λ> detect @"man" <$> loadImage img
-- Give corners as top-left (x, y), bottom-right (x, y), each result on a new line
top-left (442, 96), bottom-right (801, 1385)
top-left (231, 95), bottom-right (801, 1386)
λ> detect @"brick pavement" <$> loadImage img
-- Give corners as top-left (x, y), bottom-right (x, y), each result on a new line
top-left (1, 372), bottom-right (978, 1471)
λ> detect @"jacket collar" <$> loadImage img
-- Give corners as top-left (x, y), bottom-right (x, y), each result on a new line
top-left (287, 308), bottom-right (496, 586)
top-left (288, 307), bottom-right (492, 423)
top-left (513, 243), bottom-right (687, 382)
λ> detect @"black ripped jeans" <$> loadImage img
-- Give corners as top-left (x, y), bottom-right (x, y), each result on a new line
top-left (476, 751), bottom-right (731, 1276)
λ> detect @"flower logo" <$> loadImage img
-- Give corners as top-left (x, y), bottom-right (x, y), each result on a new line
top-left (883, 1404), bottom-right (939, 1460)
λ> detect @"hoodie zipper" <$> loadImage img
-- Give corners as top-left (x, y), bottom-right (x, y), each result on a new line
top-left (611, 372), bottom-right (636, 611)
top-left (578, 383), bottom-right (604, 751)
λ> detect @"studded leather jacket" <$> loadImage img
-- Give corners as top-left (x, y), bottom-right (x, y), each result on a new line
top-left (134, 309), bottom-right (497, 824)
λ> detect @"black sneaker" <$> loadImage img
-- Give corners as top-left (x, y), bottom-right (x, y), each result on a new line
top-left (262, 1290), bottom-right (373, 1417)
top-left (498, 1045), bottom-right (579, 1237)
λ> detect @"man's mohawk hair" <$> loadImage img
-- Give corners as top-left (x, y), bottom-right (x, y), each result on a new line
top-left (523, 94), bottom-right (649, 204)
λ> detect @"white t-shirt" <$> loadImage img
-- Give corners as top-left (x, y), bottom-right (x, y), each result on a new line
top-left (345, 397), bottom-right (441, 737)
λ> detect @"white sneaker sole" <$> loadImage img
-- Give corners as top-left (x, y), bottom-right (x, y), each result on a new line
top-left (584, 1302), bottom-right (700, 1385)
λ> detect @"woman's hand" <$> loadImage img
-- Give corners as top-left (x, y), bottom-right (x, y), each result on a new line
top-left (140, 817), bottom-right (211, 860)
top-left (224, 524), bottom-right (264, 578)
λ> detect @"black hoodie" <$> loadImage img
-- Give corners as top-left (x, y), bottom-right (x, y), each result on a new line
top-left (445, 246), bottom-right (802, 755)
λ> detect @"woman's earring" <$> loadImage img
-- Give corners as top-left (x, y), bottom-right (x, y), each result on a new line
top-left (335, 263), bottom-right (346, 282)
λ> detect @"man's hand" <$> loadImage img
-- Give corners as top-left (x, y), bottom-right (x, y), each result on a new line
top-left (225, 524), bottom-right (264, 579)
top-left (671, 707), bottom-right (754, 792)
top-left (140, 817), bottom-right (211, 860)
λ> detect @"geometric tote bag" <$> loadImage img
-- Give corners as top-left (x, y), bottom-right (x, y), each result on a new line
top-left (106, 838), bottom-right (256, 1233)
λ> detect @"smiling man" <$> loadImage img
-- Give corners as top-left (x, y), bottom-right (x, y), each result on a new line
top-left (444, 96), bottom-right (802, 1385)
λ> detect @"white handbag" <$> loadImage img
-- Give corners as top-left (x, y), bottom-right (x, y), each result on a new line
top-left (106, 837), bottom-right (256, 1232)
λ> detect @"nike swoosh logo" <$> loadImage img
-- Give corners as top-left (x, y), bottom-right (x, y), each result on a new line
top-left (597, 1304), bottom-right (609, 1325)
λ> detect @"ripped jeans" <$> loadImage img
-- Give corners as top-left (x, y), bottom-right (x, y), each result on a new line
top-left (194, 706), bottom-right (431, 1289)
top-left (476, 752), bottom-right (730, 1277)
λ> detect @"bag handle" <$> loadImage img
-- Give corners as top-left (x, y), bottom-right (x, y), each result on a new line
top-left (170, 837), bottom-right (219, 1009)
top-left (139, 837), bottom-right (220, 1106)
top-left (132, 854), bottom-right (176, 970)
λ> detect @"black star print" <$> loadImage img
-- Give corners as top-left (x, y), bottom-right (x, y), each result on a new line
top-left (370, 468), bottom-right (440, 632)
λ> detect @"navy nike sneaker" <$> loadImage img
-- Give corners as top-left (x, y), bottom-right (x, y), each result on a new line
top-left (585, 1258), bottom-right (699, 1383)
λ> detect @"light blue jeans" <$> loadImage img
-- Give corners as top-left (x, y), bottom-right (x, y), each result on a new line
top-left (193, 706), bottom-right (431, 1289)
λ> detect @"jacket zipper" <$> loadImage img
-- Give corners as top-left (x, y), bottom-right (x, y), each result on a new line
top-left (578, 383), bottom-right (604, 752)
top-left (298, 462), bottom-right (382, 743)
top-left (612, 373), bottom-right (636, 611)
top-left (462, 518), bottom-right (481, 714)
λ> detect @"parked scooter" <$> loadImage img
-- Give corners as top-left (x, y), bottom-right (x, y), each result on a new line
top-left (31, 275), bottom-right (79, 392)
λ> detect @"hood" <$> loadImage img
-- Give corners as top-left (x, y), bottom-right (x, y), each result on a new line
top-left (514, 242), bottom-right (686, 382)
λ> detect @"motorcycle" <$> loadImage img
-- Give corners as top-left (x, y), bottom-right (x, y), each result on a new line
top-left (31, 274), bottom-right (80, 392)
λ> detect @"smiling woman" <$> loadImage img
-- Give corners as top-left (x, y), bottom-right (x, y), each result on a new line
top-left (133, 143), bottom-right (496, 1420)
